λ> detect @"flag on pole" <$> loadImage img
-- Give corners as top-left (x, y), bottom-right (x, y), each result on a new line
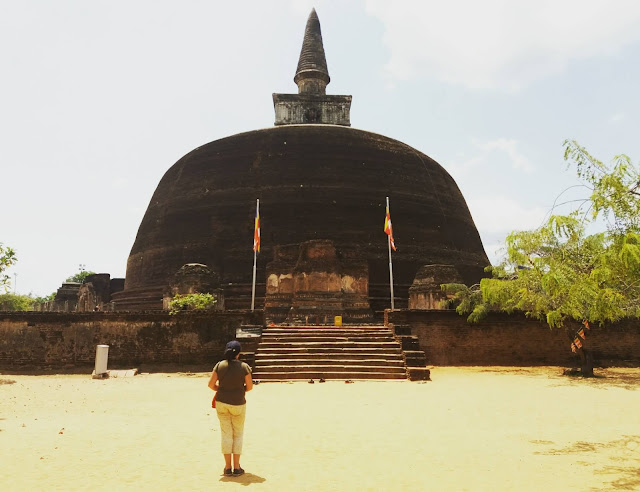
top-left (253, 203), bottom-right (260, 253)
top-left (384, 205), bottom-right (396, 251)
top-left (251, 198), bottom-right (260, 311)
top-left (583, 320), bottom-right (590, 330)
top-left (577, 328), bottom-right (585, 340)
top-left (571, 342), bottom-right (577, 353)
top-left (573, 337), bottom-right (582, 349)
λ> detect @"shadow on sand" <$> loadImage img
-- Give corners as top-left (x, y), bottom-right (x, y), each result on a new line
top-left (533, 435), bottom-right (640, 490)
top-left (219, 473), bottom-right (266, 485)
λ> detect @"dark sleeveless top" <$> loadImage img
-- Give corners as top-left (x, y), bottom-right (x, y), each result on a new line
top-left (213, 359), bottom-right (252, 405)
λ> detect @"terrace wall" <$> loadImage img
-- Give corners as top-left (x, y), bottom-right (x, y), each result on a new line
top-left (0, 311), bottom-right (261, 371)
top-left (387, 310), bottom-right (640, 367)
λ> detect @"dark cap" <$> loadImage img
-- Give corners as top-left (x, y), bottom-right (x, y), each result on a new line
top-left (225, 340), bottom-right (242, 353)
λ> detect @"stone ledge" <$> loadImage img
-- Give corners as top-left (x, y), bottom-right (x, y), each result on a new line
top-left (407, 367), bottom-right (431, 381)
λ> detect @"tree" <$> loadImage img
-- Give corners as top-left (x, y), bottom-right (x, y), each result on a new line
top-left (34, 292), bottom-right (56, 304)
top-left (0, 243), bottom-right (17, 291)
top-left (168, 293), bottom-right (217, 314)
top-left (0, 291), bottom-right (57, 311)
top-left (0, 293), bottom-right (35, 311)
top-left (445, 141), bottom-right (640, 377)
top-left (65, 271), bottom-right (96, 283)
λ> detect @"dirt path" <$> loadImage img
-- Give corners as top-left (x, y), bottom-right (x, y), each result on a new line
top-left (1, 366), bottom-right (639, 491)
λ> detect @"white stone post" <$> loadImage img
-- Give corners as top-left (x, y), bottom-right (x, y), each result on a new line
top-left (93, 345), bottom-right (109, 378)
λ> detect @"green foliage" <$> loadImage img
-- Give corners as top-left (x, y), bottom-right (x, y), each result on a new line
top-left (168, 293), bottom-right (216, 315)
top-left (564, 140), bottom-right (640, 231)
top-left (65, 271), bottom-right (96, 283)
top-left (0, 293), bottom-right (36, 311)
top-left (0, 243), bottom-right (17, 291)
top-left (34, 292), bottom-right (56, 304)
top-left (0, 291), bottom-right (57, 311)
top-left (453, 142), bottom-right (640, 329)
top-left (442, 283), bottom-right (486, 321)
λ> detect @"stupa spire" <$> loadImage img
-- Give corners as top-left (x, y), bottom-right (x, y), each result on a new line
top-left (272, 8), bottom-right (351, 126)
top-left (294, 8), bottom-right (330, 94)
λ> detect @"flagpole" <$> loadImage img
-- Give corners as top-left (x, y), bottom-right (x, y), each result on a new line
top-left (386, 196), bottom-right (395, 310)
top-left (251, 198), bottom-right (259, 312)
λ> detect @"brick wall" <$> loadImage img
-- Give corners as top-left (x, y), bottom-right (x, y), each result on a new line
top-left (0, 311), bottom-right (262, 370)
top-left (387, 310), bottom-right (640, 367)
top-left (2, 310), bottom-right (637, 370)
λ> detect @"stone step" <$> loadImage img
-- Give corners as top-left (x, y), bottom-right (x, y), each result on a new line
top-left (252, 371), bottom-right (408, 380)
top-left (407, 367), bottom-right (431, 381)
top-left (257, 347), bottom-right (403, 355)
top-left (259, 335), bottom-right (395, 343)
top-left (391, 324), bottom-right (412, 336)
top-left (259, 341), bottom-right (401, 349)
top-left (254, 364), bottom-right (406, 374)
top-left (255, 358), bottom-right (405, 367)
top-left (262, 330), bottom-right (394, 336)
top-left (254, 371), bottom-right (407, 381)
top-left (254, 324), bottom-right (408, 381)
top-left (255, 352), bottom-right (404, 360)
top-left (397, 335), bottom-right (421, 351)
top-left (262, 326), bottom-right (393, 333)
top-left (264, 325), bottom-right (390, 331)
top-left (404, 350), bottom-right (427, 366)
top-left (110, 287), bottom-right (164, 311)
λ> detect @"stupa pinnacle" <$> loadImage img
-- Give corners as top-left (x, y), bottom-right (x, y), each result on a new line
top-left (294, 8), bottom-right (330, 94)
top-left (273, 9), bottom-right (351, 126)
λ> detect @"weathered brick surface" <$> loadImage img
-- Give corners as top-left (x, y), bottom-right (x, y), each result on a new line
top-left (0, 311), bottom-right (261, 370)
top-left (117, 125), bottom-right (489, 313)
top-left (387, 310), bottom-right (640, 367)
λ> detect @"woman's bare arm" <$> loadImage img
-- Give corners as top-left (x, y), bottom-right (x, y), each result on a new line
top-left (208, 370), bottom-right (218, 391)
top-left (244, 373), bottom-right (253, 392)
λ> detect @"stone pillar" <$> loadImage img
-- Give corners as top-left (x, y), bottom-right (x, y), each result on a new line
top-left (264, 244), bottom-right (299, 324)
top-left (340, 249), bottom-right (373, 323)
top-left (264, 240), bottom-right (373, 324)
top-left (290, 240), bottom-right (343, 325)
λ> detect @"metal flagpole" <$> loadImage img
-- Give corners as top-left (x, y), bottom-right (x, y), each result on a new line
top-left (386, 196), bottom-right (395, 310)
top-left (251, 199), bottom-right (259, 311)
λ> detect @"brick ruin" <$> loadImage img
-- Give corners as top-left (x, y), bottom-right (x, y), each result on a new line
top-left (38, 274), bottom-right (124, 312)
top-left (264, 239), bottom-right (372, 324)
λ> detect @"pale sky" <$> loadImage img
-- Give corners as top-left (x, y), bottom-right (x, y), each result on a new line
top-left (2, 0), bottom-right (640, 297)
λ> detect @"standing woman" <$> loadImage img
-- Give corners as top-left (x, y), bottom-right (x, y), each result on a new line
top-left (208, 340), bottom-right (253, 477)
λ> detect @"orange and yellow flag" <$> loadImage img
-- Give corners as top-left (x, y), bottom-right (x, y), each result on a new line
top-left (384, 205), bottom-right (396, 251)
top-left (253, 207), bottom-right (260, 253)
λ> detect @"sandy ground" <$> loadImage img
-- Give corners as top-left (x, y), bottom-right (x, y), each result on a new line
top-left (1, 367), bottom-right (640, 492)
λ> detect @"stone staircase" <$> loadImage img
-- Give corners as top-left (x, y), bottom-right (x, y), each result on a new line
top-left (252, 325), bottom-right (409, 381)
top-left (110, 286), bottom-right (165, 311)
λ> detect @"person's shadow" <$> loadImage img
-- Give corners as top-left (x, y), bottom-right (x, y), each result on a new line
top-left (219, 473), bottom-right (266, 485)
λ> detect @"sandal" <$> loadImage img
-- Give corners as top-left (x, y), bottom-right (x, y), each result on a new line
top-left (223, 468), bottom-right (233, 476)
top-left (233, 467), bottom-right (245, 476)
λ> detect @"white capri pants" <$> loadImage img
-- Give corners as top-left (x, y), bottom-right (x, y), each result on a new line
top-left (215, 401), bottom-right (247, 454)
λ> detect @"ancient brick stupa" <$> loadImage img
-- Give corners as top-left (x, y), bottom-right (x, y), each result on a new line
top-left (112, 9), bottom-right (489, 319)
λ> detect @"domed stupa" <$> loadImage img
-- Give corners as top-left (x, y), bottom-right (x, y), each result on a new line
top-left (112, 9), bottom-right (489, 318)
